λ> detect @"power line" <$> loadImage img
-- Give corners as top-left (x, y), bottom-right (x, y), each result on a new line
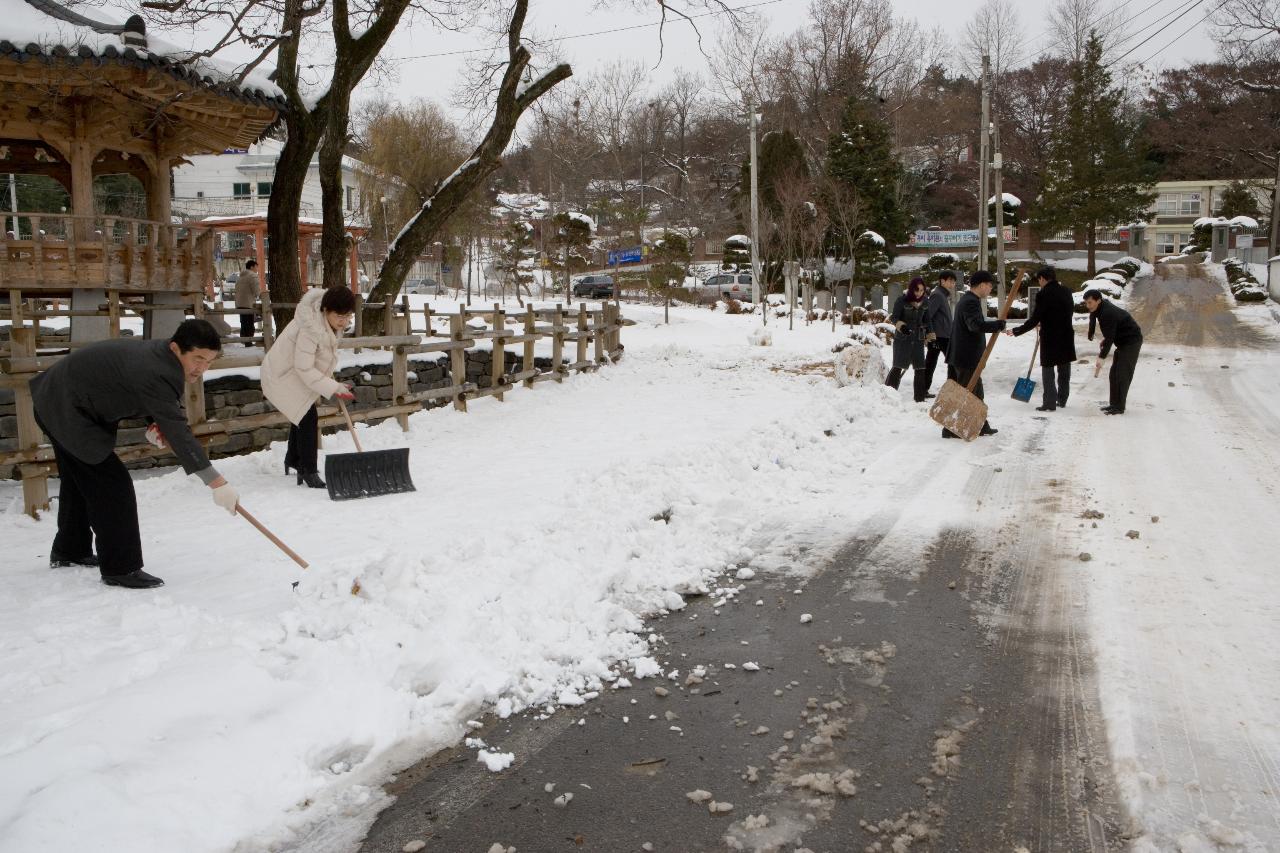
top-left (383, 0), bottom-right (784, 62)
top-left (1113, 0), bottom-right (1212, 64)
top-left (1006, 0), bottom-right (1188, 70)
top-left (1135, 0), bottom-right (1230, 66)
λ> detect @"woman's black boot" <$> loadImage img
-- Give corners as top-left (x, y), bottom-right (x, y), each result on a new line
top-left (297, 470), bottom-right (326, 488)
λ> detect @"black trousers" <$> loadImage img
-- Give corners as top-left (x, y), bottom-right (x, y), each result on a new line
top-left (239, 309), bottom-right (255, 339)
top-left (1109, 341), bottom-right (1141, 412)
top-left (923, 338), bottom-right (948, 392)
top-left (285, 403), bottom-right (320, 474)
top-left (39, 419), bottom-right (143, 577)
top-left (943, 364), bottom-right (991, 436)
top-left (1041, 362), bottom-right (1071, 408)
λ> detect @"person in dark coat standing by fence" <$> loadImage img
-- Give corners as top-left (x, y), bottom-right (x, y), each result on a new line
top-left (30, 320), bottom-right (240, 588)
top-left (921, 270), bottom-right (956, 399)
top-left (1084, 290), bottom-right (1143, 415)
top-left (944, 270), bottom-right (1006, 438)
top-left (234, 259), bottom-right (261, 340)
top-left (1006, 266), bottom-right (1076, 411)
top-left (887, 277), bottom-right (930, 402)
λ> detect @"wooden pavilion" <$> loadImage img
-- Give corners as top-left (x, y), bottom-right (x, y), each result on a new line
top-left (0, 0), bottom-right (283, 513)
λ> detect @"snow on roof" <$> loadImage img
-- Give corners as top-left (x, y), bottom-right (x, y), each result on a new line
top-left (1194, 215), bottom-right (1261, 229)
top-left (988, 193), bottom-right (1022, 207)
top-left (2, 0), bottom-right (284, 104)
top-left (725, 234), bottom-right (751, 247)
top-left (860, 230), bottom-right (885, 247)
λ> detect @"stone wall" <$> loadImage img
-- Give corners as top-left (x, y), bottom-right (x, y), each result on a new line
top-left (0, 347), bottom-right (564, 474)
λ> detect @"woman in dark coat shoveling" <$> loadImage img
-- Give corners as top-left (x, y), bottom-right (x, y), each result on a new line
top-left (1006, 266), bottom-right (1077, 411)
top-left (887, 277), bottom-right (930, 402)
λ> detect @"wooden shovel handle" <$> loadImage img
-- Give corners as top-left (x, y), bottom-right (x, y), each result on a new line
top-left (237, 504), bottom-right (309, 569)
top-left (1026, 332), bottom-right (1040, 379)
top-left (966, 269), bottom-right (1024, 392)
top-left (337, 397), bottom-right (363, 454)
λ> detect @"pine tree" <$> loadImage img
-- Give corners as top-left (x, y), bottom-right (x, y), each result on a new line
top-left (1035, 32), bottom-right (1156, 275)
top-left (494, 221), bottom-right (536, 303)
top-left (825, 93), bottom-right (910, 280)
top-left (549, 211), bottom-right (593, 300)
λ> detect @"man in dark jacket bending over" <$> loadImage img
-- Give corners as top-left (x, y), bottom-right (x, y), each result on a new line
top-left (31, 320), bottom-right (240, 588)
top-left (1007, 266), bottom-right (1076, 411)
top-left (1083, 290), bottom-right (1143, 415)
top-left (944, 270), bottom-right (1006, 438)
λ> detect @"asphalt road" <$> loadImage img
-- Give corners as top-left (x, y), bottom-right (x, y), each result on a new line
top-left (357, 495), bottom-right (1127, 853)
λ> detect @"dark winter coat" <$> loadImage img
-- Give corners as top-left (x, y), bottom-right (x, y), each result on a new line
top-left (1088, 300), bottom-right (1143, 358)
top-left (1011, 279), bottom-right (1076, 366)
top-left (923, 285), bottom-right (953, 342)
top-left (947, 290), bottom-right (1005, 370)
top-left (30, 338), bottom-right (218, 483)
top-left (889, 294), bottom-right (927, 370)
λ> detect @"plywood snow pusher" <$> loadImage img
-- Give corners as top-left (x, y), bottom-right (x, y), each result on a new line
top-left (325, 399), bottom-right (416, 501)
top-left (929, 273), bottom-right (1023, 441)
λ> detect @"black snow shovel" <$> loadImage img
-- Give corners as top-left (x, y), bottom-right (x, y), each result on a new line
top-left (324, 399), bottom-right (416, 501)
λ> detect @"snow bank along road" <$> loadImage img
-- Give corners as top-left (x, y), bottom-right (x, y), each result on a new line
top-left (3, 265), bottom-right (1278, 852)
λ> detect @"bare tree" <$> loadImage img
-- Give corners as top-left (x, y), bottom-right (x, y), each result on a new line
top-left (962, 0), bottom-right (1027, 82)
top-left (1213, 0), bottom-right (1280, 65)
top-left (368, 0), bottom-right (572, 331)
top-left (1046, 0), bottom-right (1127, 63)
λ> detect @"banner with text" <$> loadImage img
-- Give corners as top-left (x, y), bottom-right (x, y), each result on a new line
top-left (909, 227), bottom-right (1015, 248)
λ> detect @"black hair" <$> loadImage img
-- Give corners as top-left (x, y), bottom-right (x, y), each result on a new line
top-left (245, 259), bottom-right (258, 269)
top-left (938, 270), bottom-right (957, 281)
top-left (1083, 289), bottom-right (1104, 303)
top-left (1035, 265), bottom-right (1055, 282)
top-left (170, 319), bottom-right (223, 353)
top-left (969, 270), bottom-right (995, 287)
top-left (321, 285), bottom-right (357, 315)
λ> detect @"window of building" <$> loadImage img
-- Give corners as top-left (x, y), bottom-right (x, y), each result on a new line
top-left (232, 182), bottom-right (251, 199)
top-left (196, 191), bottom-right (204, 199)
top-left (1155, 233), bottom-right (1177, 254)
top-left (257, 181), bottom-right (272, 198)
top-left (345, 186), bottom-right (355, 211)
top-left (1154, 192), bottom-right (1201, 217)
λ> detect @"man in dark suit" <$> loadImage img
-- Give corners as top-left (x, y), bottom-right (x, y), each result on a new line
top-left (921, 269), bottom-right (956, 399)
top-left (1083, 290), bottom-right (1143, 415)
top-left (1007, 266), bottom-right (1076, 411)
top-left (944, 270), bottom-right (1006, 438)
top-left (30, 320), bottom-right (240, 588)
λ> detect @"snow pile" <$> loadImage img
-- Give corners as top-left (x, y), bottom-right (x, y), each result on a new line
top-left (832, 339), bottom-right (887, 387)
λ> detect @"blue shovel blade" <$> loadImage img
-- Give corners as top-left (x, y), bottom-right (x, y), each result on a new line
top-left (1012, 376), bottom-right (1036, 402)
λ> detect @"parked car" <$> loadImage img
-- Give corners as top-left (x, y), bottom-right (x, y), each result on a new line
top-left (573, 274), bottom-right (615, 299)
top-left (702, 272), bottom-right (754, 302)
top-left (404, 277), bottom-right (445, 295)
top-left (221, 271), bottom-right (239, 299)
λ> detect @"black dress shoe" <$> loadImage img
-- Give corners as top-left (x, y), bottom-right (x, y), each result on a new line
top-left (1035, 405), bottom-right (1056, 412)
top-left (51, 554), bottom-right (99, 569)
top-left (924, 393), bottom-right (937, 399)
top-left (979, 424), bottom-right (999, 436)
top-left (297, 471), bottom-right (326, 488)
top-left (102, 570), bottom-right (165, 589)
top-left (1103, 407), bottom-right (1124, 415)
top-left (942, 430), bottom-right (960, 439)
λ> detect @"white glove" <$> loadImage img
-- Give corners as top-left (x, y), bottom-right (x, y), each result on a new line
top-left (212, 483), bottom-right (239, 516)
top-left (145, 424), bottom-right (167, 449)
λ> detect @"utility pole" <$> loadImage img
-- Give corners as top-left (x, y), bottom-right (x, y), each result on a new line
top-left (978, 55), bottom-right (991, 287)
top-left (7, 172), bottom-right (18, 238)
top-left (993, 118), bottom-right (1006, 306)
top-left (749, 102), bottom-right (764, 324)
top-left (1270, 152), bottom-right (1280, 289)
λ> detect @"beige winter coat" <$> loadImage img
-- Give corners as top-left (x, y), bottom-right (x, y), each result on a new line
top-left (261, 288), bottom-right (345, 425)
top-left (234, 269), bottom-right (260, 309)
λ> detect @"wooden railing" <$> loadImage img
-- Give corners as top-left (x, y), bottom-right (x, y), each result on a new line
top-left (0, 297), bottom-right (629, 518)
top-left (1, 211), bottom-right (214, 293)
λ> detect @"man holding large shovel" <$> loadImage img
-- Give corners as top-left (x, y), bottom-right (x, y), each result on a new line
top-left (931, 270), bottom-right (1018, 440)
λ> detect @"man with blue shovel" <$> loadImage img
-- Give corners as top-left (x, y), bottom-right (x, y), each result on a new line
top-left (1006, 266), bottom-right (1076, 411)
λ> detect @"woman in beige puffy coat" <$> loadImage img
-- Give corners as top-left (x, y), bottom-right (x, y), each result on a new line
top-left (261, 285), bottom-right (356, 488)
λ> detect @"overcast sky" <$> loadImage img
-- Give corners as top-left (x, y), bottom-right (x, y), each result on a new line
top-left (358, 0), bottom-right (1220, 126)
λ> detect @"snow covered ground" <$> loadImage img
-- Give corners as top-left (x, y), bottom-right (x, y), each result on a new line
top-left (2, 269), bottom-right (1278, 852)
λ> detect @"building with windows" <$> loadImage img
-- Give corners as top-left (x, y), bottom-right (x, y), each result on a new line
top-left (1136, 179), bottom-right (1272, 260)
top-left (171, 137), bottom-right (369, 225)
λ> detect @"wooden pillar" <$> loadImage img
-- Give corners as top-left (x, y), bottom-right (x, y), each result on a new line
top-left (68, 107), bottom-right (110, 343)
top-left (576, 304), bottom-right (589, 369)
top-left (491, 303), bottom-right (505, 402)
top-left (298, 235), bottom-right (309, 290)
top-left (392, 345), bottom-right (410, 431)
top-left (255, 224), bottom-right (267, 292)
top-left (551, 303), bottom-right (565, 381)
top-left (144, 152), bottom-right (185, 340)
top-left (522, 305), bottom-right (536, 388)
top-left (10, 326), bottom-right (50, 517)
top-left (348, 239), bottom-right (360, 292)
top-left (448, 312), bottom-right (468, 412)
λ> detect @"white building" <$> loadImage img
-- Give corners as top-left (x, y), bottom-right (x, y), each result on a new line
top-left (1136, 179), bottom-right (1272, 260)
top-left (171, 137), bottom-right (369, 225)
